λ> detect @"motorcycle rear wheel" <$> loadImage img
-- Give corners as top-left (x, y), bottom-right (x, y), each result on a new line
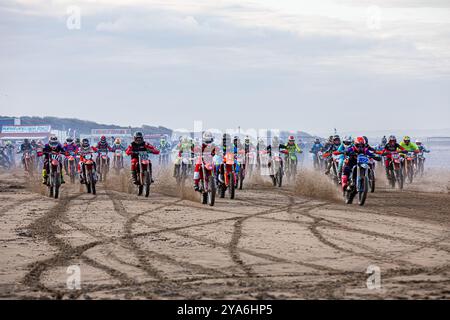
top-left (228, 173), bottom-right (235, 199)
top-left (358, 177), bottom-right (368, 206)
top-left (207, 175), bottom-right (216, 206)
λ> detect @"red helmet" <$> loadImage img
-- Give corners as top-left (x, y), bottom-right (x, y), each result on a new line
top-left (288, 135), bottom-right (295, 141)
top-left (100, 135), bottom-right (106, 142)
top-left (354, 136), bottom-right (365, 148)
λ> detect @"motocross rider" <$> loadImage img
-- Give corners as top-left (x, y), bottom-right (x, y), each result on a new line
top-left (111, 138), bottom-right (125, 151)
top-left (280, 135), bottom-right (302, 160)
top-left (173, 136), bottom-right (194, 178)
top-left (125, 132), bottom-right (160, 185)
top-left (63, 137), bottom-right (79, 174)
top-left (310, 138), bottom-right (324, 155)
top-left (340, 136), bottom-right (381, 191)
top-left (77, 138), bottom-right (98, 184)
top-left (400, 136), bottom-right (419, 152)
top-left (193, 131), bottom-right (217, 192)
top-left (381, 135), bottom-right (407, 179)
top-left (336, 136), bottom-right (352, 179)
top-left (415, 140), bottom-right (430, 153)
top-left (18, 139), bottom-right (35, 168)
top-left (38, 136), bottom-right (65, 185)
top-left (323, 135), bottom-right (341, 175)
top-left (111, 138), bottom-right (125, 169)
top-left (4, 141), bottom-right (15, 167)
top-left (400, 136), bottom-right (419, 166)
top-left (95, 135), bottom-right (113, 168)
top-left (158, 135), bottom-right (172, 166)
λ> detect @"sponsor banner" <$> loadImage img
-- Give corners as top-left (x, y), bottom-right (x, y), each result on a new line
top-left (91, 129), bottom-right (132, 136)
top-left (1, 125), bottom-right (51, 134)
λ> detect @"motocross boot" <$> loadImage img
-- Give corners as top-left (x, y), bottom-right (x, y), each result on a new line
top-left (42, 169), bottom-right (48, 185)
top-left (79, 173), bottom-right (85, 184)
top-left (173, 164), bottom-right (179, 178)
top-left (60, 172), bottom-right (65, 184)
top-left (131, 170), bottom-right (139, 185)
top-left (149, 163), bottom-right (155, 183)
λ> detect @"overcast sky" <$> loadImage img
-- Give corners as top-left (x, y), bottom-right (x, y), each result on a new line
top-left (0, 0), bottom-right (449, 136)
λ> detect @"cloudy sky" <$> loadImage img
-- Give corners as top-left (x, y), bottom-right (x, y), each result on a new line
top-left (0, 0), bottom-right (449, 135)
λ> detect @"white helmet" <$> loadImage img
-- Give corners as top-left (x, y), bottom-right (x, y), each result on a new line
top-left (202, 131), bottom-right (213, 144)
top-left (415, 140), bottom-right (422, 145)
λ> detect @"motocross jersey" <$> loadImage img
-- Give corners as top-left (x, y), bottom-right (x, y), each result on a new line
top-left (343, 146), bottom-right (380, 167)
top-left (399, 141), bottom-right (419, 152)
top-left (78, 146), bottom-right (98, 160)
top-left (382, 143), bottom-right (407, 157)
top-left (177, 141), bottom-right (193, 157)
top-left (281, 143), bottom-right (302, 154)
top-left (418, 145), bottom-right (430, 153)
top-left (324, 143), bottom-right (340, 154)
top-left (310, 143), bottom-right (324, 154)
top-left (383, 143), bottom-right (405, 153)
top-left (111, 143), bottom-right (125, 152)
top-left (39, 143), bottom-right (64, 160)
top-left (20, 143), bottom-right (34, 153)
top-left (159, 141), bottom-right (172, 154)
top-left (96, 141), bottom-right (112, 153)
top-left (125, 141), bottom-right (160, 160)
top-left (63, 142), bottom-right (79, 155)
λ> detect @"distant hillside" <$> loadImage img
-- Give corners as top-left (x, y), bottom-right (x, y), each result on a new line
top-left (0, 116), bottom-right (172, 136)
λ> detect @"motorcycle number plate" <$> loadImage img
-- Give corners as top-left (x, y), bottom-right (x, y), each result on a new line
top-left (357, 155), bottom-right (369, 164)
top-left (225, 153), bottom-right (234, 165)
top-left (139, 152), bottom-right (149, 160)
top-left (51, 154), bottom-right (60, 161)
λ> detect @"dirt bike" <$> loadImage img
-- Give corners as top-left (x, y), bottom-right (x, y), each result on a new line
top-left (218, 152), bottom-right (236, 199)
top-left (22, 150), bottom-right (35, 177)
top-left (65, 151), bottom-right (77, 184)
top-left (385, 151), bottom-right (404, 190)
top-left (47, 152), bottom-right (62, 199)
top-left (159, 151), bottom-right (170, 166)
top-left (135, 151), bottom-right (153, 197)
top-left (311, 151), bottom-right (321, 170)
top-left (175, 151), bottom-right (192, 187)
top-left (404, 151), bottom-right (417, 184)
top-left (235, 150), bottom-right (246, 190)
top-left (323, 152), bottom-right (341, 185)
top-left (416, 151), bottom-right (426, 177)
top-left (113, 150), bottom-right (124, 175)
top-left (270, 150), bottom-right (285, 188)
top-left (0, 147), bottom-right (12, 169)
top-left (80, 153), bottom-right (97, 194)
top-left (97, 151), bottom-right (109, 182)
top-left (368, 157), bottom-right (376, 193)
top-left (198, 155), bottom-right (216, 206)
top-left (284, 152), bottom-right (298, 182)
top-left (345, 154), bottom-right (371, 206)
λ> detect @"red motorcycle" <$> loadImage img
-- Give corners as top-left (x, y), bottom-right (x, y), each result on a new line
top-left (97, 151), bottom-right (109, 182)
top-left (113, 150), bottom-right (124, 175)
top-left (197, 155), bottom-right (216, 206)
top-left (135, 151), bottom-right (153, 197)
top-left (80, 152), bottom-right (97, 194)
top-left (65, 151), bottom-right (78, 184)
top-left (23, 150), bottom-right (35, 177)
top-left (384, 151), bottom-right (404, 189)
top-left (218, 152), bottom-right (236, 199)
top-left (47, 152), bottom-right (62, 199)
